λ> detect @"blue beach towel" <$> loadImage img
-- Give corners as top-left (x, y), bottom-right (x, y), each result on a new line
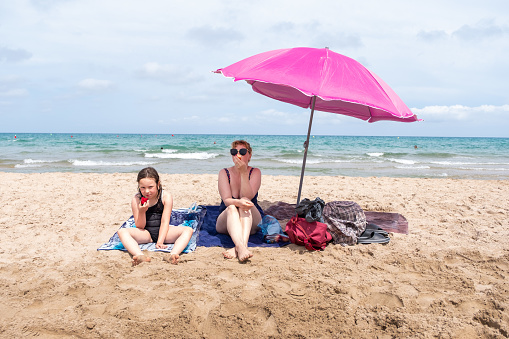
top-left (196, 205), bottom-right (287, 248)
top-left (97, 205), bottom-right (207, 253)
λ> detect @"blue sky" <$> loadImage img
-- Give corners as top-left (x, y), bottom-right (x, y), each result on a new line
top-left (1, 0), bottom-right (508, 137)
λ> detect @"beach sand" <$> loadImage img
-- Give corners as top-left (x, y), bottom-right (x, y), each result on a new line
top-left (0, 172), bottom-right (508, 338)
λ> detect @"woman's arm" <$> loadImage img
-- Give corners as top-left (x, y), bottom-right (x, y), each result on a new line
top-left (218, 168), bottom-right (237, 206)
top-left (242, 167), bottom-right (261, 199)
top-left (231, 156), bottom-right (259, 200)
top-left (132, 194), bottom-right (149, 228)
top-left (156, 191), bottom-right (173, 247)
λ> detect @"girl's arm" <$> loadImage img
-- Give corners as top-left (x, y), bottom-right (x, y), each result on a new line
top-left (132, 194), bottom-right (149, 228)
top-left (156, 191), bottom-right (173, 248)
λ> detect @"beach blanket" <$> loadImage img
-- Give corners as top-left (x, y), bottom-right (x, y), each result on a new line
top-left (97, 205), bottom-right (207, 253)
top-left (265, 202), bottom-right (409, 234)
top-left (364, 211), bottom-right (408, 234)
top-left (196, 205), bottom-right (286, 248)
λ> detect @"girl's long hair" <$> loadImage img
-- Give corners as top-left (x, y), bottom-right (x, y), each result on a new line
top-left (137, 167), bottom-right (163, 198)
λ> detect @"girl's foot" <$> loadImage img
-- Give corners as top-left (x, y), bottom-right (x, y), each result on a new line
top-left (222, 248), bottom-right (237, 259)
top-left (163, 254), bottom-right (180, 265)
top-left (132, 254), bottom-right (151, 266)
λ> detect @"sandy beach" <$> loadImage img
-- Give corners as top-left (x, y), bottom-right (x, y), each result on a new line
top-left (0, 172), bottom-right (508, 338)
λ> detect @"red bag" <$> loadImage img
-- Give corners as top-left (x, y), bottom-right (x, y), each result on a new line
top-left (285, 216), bottom-right (332, 251)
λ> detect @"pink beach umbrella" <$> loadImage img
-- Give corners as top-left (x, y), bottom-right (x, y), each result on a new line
top-left (215, 47), bottom-right (419, 203)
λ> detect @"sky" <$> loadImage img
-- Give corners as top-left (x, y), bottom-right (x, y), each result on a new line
top-left (1, 0), bottom-right (508, 137)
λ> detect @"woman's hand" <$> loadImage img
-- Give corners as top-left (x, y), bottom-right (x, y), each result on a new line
top-left (233, 155), bottom-right (248, 173)
top-left (156, 242), bottom-right (168, 249)
top-left (236, 197), bottom-right (254, 211)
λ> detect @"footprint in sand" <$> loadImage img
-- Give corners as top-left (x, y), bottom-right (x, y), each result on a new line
top-left (363, 292), bottom-right (404, 309)
top-left (287, 281), bottom-right (306, 299)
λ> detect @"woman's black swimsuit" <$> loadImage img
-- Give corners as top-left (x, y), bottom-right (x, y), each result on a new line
top-left (143, 193), bottom-right (165, 242)
top-left (218, 167), bottom-right (264, 217)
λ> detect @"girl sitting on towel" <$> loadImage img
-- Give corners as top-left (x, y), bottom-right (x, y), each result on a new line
top-left (118, 167), bottom-right (193, 266)
top-left (216, 140), bottom-right (263, 262)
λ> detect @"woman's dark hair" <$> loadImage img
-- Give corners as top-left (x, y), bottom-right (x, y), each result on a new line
top-left (137, 167), bottom-right (162, 198)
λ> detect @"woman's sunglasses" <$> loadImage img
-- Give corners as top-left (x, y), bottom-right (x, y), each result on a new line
top-left (230, 148), bottom-right (248, 156)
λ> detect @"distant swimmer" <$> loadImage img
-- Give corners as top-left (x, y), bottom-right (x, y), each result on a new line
top-left (414, 145), bottom-right (418, 149)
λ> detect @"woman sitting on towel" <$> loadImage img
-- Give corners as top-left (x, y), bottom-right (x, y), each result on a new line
top-left (216, 140), bottom-right (263, 262)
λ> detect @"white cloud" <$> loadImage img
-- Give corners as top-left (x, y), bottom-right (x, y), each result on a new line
top-left (186, 25), bottom-right (244, 47)
top-left (417, 30), bottom-right (448, 42)
top-left (452, 19), bottom-right (507, 41)
top-left (77, 78), bottom-right (113, 91)
top-left (136, 62), bottom-right (202, 85)
top-left (417, 19), bottom-right (508, 43)
top-left (0, 89), bottom-right (28, 97)
top-left (412, 104), bottom-right (509, 122)
top-left (0, 47), bottom-right (32, 62)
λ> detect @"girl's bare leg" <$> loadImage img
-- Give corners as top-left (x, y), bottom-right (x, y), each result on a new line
top-left (117, 228), bottom-right (152, 266)
top-left (162, 226), bottom-right (193, 265)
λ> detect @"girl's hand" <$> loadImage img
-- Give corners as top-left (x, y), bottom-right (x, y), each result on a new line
top-left (138, 199), bottom-right (149, 211)
top-left (156, 242), bottom-right (168, 249)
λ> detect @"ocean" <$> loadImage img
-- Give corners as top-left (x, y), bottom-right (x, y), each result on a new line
top-left (1, 133), bottom-right (508, 180)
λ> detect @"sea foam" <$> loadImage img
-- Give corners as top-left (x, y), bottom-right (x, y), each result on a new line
top-left (69, 160), bottom-right (153, 167)
top-left (145, 152), bottom-right (218, 160)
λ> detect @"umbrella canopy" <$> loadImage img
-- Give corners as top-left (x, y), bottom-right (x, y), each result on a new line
top-left (215, 47), bottom-right (419, 203)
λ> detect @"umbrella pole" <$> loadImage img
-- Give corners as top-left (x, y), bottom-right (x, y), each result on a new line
top-left (297, 95), bottom-right (317, 205)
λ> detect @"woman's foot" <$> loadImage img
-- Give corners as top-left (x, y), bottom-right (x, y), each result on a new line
top-left (163, 254), bottom-right (180, 265)
top-left (132, 254), bottom-right (151, 266)
top-left (236, 246), bottom-right (253, 262)
top-left (222, 248), bottom-right (237, 259)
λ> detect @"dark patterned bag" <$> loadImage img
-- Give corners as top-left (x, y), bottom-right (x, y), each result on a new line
top-left (323, 201), bottom-right (367, 246)
top-left (295, 197), bottom-right (325, 223)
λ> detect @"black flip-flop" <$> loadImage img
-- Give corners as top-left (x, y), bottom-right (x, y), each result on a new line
top-left (365, 223), bottom-right (389, 236)
top-left (357, 231), bottom-right (390, 245)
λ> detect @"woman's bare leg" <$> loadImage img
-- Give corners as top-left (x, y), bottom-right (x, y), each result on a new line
top-left (216, 209), bottom-right (237, 259)
top-left (238, 205), bottom-right (262, 261)
top-left (238, 208), bottom-right (254, 261)
top-left (216, 205), bottom-right (251, 260)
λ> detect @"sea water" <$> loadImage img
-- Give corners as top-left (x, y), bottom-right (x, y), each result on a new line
top-left (1, 133), bottom-right (508, 179)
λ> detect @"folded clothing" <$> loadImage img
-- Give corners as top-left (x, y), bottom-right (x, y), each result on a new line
top-left (97, 206), bottom-right (207, 253)
top-left (259, 215), bottom-right (290, 243)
